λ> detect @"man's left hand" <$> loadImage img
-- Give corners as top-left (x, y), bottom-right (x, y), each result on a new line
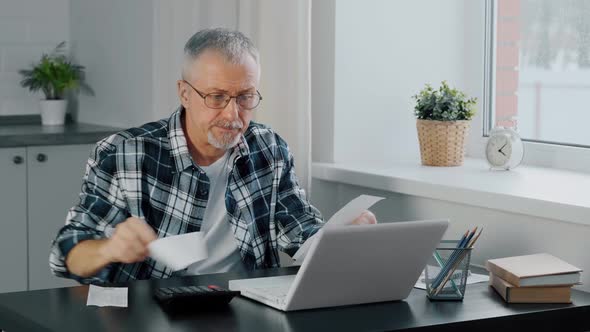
top-left (351, 210), bottom-right (377, 225)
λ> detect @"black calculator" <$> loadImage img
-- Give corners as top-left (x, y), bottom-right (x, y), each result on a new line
top-left (154, 285), bottom-right (240, 310)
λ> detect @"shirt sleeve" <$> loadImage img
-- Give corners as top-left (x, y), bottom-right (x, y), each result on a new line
top-left (49, 141), bottom-right (128, 284)
top-left (274, 141), bottom-right (325, 257)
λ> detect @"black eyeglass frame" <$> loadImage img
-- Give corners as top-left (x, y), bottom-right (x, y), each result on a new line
top-left (182, 80), bottom-right (263, 110)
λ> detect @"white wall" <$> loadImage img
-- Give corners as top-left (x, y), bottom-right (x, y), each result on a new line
top-left (311, 0), bottom-right (336, 163)
top-left (69, 0), bottom-right (156, 127)
top-left (332, 0), bottom-right (468, 164)
top-left (311, 178), bottom-right (590, 292)
top-left (0, 0), bottom-right (70, 117)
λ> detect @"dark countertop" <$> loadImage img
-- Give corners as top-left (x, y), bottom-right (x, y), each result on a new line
top-left (0, 122), bottom-right (121, 148)
top-left (1, 267), bottom-right (589, 332)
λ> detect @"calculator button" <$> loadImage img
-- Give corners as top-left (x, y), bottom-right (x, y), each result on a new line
top-left (187, 286), bottom-right (202, 293)
top-left (158, 288), bottom-right (173, 295)
top-left (171, 287), bottom-right (186, 294)
top-left (177, 287), bottom-right (195, 293)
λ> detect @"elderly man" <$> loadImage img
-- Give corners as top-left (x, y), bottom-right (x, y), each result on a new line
top-left (49, 28), bottom-right (375, 283)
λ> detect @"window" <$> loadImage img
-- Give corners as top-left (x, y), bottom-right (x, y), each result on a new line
top-left (489, 0), bottom-right (590, 148)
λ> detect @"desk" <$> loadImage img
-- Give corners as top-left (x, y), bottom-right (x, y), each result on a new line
top-left (1, 267), bottom-right (589, 332)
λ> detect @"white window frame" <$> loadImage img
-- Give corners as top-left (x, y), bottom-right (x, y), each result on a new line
top-left (467, 0), bottom-right (590, 174)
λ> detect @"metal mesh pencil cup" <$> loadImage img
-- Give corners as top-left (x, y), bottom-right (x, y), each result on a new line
top-left (425, 240), bottom-right (472, 301)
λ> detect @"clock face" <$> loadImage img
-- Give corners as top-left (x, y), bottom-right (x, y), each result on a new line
top-left (486, 134), bottom-right (511, 167)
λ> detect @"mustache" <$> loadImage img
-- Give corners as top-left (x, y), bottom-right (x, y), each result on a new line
top-left (211, 119), bottom-right (243, 130)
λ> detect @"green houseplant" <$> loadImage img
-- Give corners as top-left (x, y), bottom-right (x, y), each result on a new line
top-left (413, 81), bottom-right (477, 166)
top-left (19, 42), bottom-right (93, 125)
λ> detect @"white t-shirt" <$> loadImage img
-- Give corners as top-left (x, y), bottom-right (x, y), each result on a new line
top-left (184, 152), bottom-right (248, 275)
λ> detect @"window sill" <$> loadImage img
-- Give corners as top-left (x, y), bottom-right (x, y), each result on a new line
top-left (312, 158), bottom-right (590, 226)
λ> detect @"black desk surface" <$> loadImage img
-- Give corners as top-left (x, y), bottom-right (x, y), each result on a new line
top-left (1, 267), bottom-right (589, 332)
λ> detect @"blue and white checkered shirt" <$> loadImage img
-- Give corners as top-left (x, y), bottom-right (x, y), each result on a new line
top-left (49, 107), bottom-right (324, 284)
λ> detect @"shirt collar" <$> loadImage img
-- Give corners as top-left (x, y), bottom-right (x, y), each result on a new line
top-left (167, 107), bottom-right (194, 173)
top-left (167, 106), bottom-right (251, 174)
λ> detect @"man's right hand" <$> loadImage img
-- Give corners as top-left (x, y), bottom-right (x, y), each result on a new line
top-left (65, 217), bottom-right (158, 278)
top-left (99, 217), bottom-right (158, 264)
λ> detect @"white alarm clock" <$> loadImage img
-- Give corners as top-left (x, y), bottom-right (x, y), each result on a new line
top-left (485, 127), bottom-right (524, 170)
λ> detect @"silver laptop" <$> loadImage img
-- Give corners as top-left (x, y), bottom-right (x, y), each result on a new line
top-left (229, 219), bottom-right (449, 311)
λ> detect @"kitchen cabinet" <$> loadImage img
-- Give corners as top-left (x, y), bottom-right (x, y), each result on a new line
top-left (0, 144), bottom-right (93, 292)
top-left (0, 148), bottom-right (28, 293)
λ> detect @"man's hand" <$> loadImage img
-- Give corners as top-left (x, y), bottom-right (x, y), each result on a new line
top-left (351, 210), bottom-right (377, 225)
top-left (65, 217), bottom-right (158, 278)
top-left (99, 217), bottom-right (158, 264)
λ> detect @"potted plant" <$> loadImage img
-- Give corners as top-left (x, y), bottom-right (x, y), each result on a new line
top-left (19, 42), bottom-right (93, 126)
top-left (413, 81), bottom-right (477, 166)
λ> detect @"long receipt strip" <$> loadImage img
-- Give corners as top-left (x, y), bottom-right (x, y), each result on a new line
top-left (293, 195), bottom-right (385, 262)
top-left (148, 231), bottom-right (208, 271)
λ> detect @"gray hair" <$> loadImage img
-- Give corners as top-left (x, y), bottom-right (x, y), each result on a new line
top-left (182, 28), bottom-right (259, 80)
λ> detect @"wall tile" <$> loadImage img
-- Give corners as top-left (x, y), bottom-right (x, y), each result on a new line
top-left (0, 20), bottom-right (27, 43)
top-left (27, 19), bottom-right (68, 43)
top-left (1, 43), bottom-right (53, 72)
top-left (22, 0), bottom-right (69, 18)
top-left (0, 98), bottom-right (39, 115)
top-left (0, 72), bottom-right (30, 98)
top-left (0, 0), bottom-right (26, 17)
top-left (0, 0), bottom-right (69, 116)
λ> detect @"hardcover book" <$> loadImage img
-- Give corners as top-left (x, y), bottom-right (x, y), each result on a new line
top-left (489, 273), bottom-right (572, 303)
top-left (485, 253), bottom-right (582, 287)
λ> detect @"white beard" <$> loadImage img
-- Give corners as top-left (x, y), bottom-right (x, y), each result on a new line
top-left (208, 130), bottom-right (241, 150)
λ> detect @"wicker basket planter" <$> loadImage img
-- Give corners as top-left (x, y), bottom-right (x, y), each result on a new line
top-left (416, 119), bottom-right (471, 166)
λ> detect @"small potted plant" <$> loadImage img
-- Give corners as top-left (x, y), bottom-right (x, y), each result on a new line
top-left (413, 81), bottom-right (477, 166)
top-left (19, 42), bottom-right (93, 126)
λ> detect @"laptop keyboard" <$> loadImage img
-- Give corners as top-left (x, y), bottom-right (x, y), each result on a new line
top-left (251, 285), bottom-right (290, 304)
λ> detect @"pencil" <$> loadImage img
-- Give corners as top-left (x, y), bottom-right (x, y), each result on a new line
top-left (467, 228), bottom-right (483, 248)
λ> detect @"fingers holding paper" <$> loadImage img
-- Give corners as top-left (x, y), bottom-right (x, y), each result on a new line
top-left (99, 217), bottom-right (158, 264)
top-left (351, 210), bottom-right (377, 225)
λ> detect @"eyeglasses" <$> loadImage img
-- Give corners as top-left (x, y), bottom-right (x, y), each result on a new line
top-left (183, 80), bottom-right (262, 110)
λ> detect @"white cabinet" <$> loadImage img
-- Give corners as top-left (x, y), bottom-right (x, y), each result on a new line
top-left (27, 144), bottom-right (94, 290)
top-left (0, 148), bottom-right (28, 293)
top-left (0, 144), bottom-right (93, 292)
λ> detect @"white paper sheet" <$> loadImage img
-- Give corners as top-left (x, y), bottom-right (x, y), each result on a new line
top-left (148, 232), bottom-right (208, 271)
top-left (413, 269), bottom-right (490, 290)
top-left (292, 194), bottom-right (385, 262)
top-left (87, 285), bottom-right (128, 307)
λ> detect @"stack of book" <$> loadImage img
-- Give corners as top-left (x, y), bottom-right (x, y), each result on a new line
top-left (485, 253), bottom-right (583, 303)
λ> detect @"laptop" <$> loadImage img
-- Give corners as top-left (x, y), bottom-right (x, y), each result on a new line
top-left (229, 219), bottom-right (449, 311)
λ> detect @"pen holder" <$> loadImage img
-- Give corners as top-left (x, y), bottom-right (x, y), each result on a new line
top-left (425, 240), bottom-right (472, 301)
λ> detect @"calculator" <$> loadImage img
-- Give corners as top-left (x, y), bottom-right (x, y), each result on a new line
top-left (153, 285), bottom-right (240, 310)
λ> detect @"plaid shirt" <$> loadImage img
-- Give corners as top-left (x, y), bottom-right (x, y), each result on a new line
top-left (49, 107), bottom-right (324, 284)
